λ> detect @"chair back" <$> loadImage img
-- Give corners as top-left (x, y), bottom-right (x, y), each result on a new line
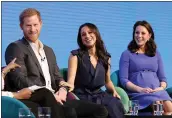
top-left (60, 68), bottom-right (68, 81)
top-left (2, 96), bottom-right (35, 118)
top-left (110, 70), bottom-right (123, 87)
top-left (166, 87), bottom-right (172, 98)
top-left (111, 70), bottom-right (130, 113)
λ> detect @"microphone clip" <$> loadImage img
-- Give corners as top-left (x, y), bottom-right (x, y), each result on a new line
top-left (41, 57), bottom-right (45, 61)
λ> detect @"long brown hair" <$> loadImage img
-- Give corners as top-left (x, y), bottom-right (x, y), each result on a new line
top-left (128, 20), bottom-right (157, 57)
top-left (77, 23), bottom-right (110, 71)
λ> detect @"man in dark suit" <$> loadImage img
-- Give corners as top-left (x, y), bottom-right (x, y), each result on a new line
top-left (5, 8), bottom-right (108, 118)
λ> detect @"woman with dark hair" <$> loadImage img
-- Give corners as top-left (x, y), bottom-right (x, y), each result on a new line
top-left (65, 23), bottom-right (125, 118)
top-left (119, 20), bottom-right (172, 115)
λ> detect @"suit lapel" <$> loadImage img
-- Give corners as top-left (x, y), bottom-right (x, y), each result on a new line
top-left (44, 47), bottom-right (52, 75)
top-left (22, 38), bottom-right (44, 77)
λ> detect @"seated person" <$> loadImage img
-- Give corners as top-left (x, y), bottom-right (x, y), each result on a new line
top-left (119, 20), bottom-right (172, 115)
top-left (66, 23), bottom-right (125, 118)
top-left (4, 8), bottom-right (108, 118)
top-left (2, 58), bottom-right (22, 98)
top-left (2, 58), bottom-right (80, 118)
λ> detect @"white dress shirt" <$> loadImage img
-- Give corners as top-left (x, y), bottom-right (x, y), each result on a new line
top-left (27, 39), bottom-right (54, 93)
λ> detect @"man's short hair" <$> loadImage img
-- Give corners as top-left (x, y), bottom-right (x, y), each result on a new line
top-left (19, 8), bottom-right (41, 24)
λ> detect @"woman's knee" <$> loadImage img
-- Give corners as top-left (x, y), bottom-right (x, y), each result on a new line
top-left (163, 100), bottom-right (172, 112)
top-left (107, 98), bottom-right (125, 113)
top-left (94, 105), bottom-right (108, 117)
top-left (109, 98), bottom-right (123, 107)
top-left (100, 106), bottom-right (108, 116)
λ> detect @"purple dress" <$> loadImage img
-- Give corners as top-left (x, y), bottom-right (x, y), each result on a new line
top-left (119, 50), bottom-right (171, 109)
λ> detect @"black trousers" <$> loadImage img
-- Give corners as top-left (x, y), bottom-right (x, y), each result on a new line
top-left (20, 88), bottom-right (108, 118)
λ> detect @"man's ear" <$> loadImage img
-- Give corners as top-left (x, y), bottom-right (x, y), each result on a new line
top-left (40, 20), bottom-right (43, 27)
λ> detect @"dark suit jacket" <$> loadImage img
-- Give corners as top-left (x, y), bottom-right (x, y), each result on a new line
top-left (5, 37), bottom-right (63, 92)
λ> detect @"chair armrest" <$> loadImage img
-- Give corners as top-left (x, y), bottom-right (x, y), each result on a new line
top-left (166, 87), bottom-right (172, 98)
top-left (2, 96), bottom-right (35, 118)
top-left (115, 87), bottom-right (129, 113)
top-left (67, 92), bottom-right (80, 100)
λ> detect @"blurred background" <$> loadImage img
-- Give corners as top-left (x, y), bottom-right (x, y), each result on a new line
top-left (1, 2), bottom-right (172, 87)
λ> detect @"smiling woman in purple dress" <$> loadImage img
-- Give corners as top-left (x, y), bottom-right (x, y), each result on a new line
top-left (119, 20), bottom-right (172, 115)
